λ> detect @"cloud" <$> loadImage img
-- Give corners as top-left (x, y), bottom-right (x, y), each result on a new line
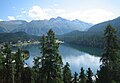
top-left (63, 54), bottom-right (101, 67)
top-left (28, 6), bottom-right (51, 20)
top-left (22, 11), bottom-right (27, 14)
top-left (60, 9), bottom-right (114, 24)
top-left (80, 9), bottom-right (114, 24)
top-left (0, 19), bottom-right (3, 21)
top-left (62, 53), bottom-right (101, 73)
top-left (8, 16), bottom-right (16, 20)
top-left (27, 5), bottom-right (114, 24)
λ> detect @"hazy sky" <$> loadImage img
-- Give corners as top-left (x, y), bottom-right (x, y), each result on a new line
top-left (0, 0), bottom-right (120, 24)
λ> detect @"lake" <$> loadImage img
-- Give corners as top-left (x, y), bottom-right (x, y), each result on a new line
top-left (12, 43), bottom-right (102, 74)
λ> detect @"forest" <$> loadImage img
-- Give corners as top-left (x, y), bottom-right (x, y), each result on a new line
top-left (0, 24), bottom-right (120, 83)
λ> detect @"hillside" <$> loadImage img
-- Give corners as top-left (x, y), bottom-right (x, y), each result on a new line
top-left (59, 16), bottom-right (120, 48)
top-left (88, 16), bottom-right (120, 36)
top-left (0, 32), bottom-right (39, 43)
top-left (0, 17), bottom-right (93, 35)
top-left (0, 20), bottom-right (27, 32)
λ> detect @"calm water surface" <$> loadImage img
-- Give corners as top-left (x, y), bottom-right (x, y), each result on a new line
top-left (12, 43), bottom-right (101, 74)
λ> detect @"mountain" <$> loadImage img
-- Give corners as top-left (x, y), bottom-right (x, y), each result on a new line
top-left (59, 16), bottom-right (120, 48)
top-left (0, 17), bottom-right (93, 35)
top-left (88, 17), bottom-right (120, 35)
top-left (0, 20), bottom-right (27, 32)
top-left (0, 26), bottom-right (6, 33)
top-left (0, 32), bottom-right (39, 43)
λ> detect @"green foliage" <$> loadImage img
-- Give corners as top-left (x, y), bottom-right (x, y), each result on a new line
top-left (1, 43), bottom-right (13, 83)
top-left (33, 29), bottom-right (63, 83)
top-left (97, 24), bottom-right (120, 83)
top-left (72, 72), bottom-right (78, 83)
top-left (63, 62), bottom-right (72, 83)
top-left (79, 67), bottom-right (86, 83)
top-left (86, 68), bottom-right (93, 83)
top-left (0, 32), bottom-right (39, 43)
top-left (59, 30), bottom-right (104, 49)
top-left (15, 48), bottom-right (24, 83)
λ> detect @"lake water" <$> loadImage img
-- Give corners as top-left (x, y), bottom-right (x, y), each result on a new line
top-left (12, 43), bottom-right (101, 74)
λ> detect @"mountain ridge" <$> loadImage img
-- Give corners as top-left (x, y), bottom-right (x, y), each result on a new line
top-left (59, 16), bottom-right (120, 48)
top-left (0, 17), bottom-right (93, 35)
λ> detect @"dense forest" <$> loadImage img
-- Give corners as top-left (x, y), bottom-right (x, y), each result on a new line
top-left (0, 24), bottom-right (120, 83)
top-left (0, 32), bottom-right (39, 43)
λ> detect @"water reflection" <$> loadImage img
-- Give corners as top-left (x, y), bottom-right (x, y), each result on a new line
top-left (62, 54), bottom-right (101, 74)
top-left (12, 44), bottom-right (101, 74)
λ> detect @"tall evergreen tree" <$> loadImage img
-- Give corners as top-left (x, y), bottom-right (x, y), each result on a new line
top-left (72, 72), bottom-right (78, 83)
top-left (2, 43), bottom-right (13, 83)
top-left (22, 67), bottom-right (32, 83)
top-left (15, 48), bottom-right (24, 83)
top-left (40, 29), bottom-right (63, 83)
top-left (98, 24), bottom-right (120, 83)
top-left (32, 57), bottom-right (42, 83)
top-left (86, 68), bottom-right (93, 83)
top-left (63, 62), bottom-right (72, 83)
top-left (100, 24), bottom-right (119, 66)
top-left (0, 48), bottom-right (4, 83)
top-left (79, 67), bottom-right (86, 83)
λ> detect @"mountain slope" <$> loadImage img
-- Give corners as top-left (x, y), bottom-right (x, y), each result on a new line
top-left (0, 17), bottom-right (93, 35)
top-left (59, 16), bottom-right (120, 48)
top-left (0, 20), bottom-right (27, 32)
top-left (88, 17), bottom-right (120, 35)
top-left (0, 32), bottom-right (39, 43)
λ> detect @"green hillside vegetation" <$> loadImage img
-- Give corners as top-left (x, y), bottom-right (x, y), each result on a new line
top-left (0, 32), bottom-right (39, 43)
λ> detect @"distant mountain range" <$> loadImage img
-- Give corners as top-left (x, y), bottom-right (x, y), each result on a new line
top-left (1, 16), bottom-right (120, 48)
top-left (0, 17), bottom-right (93, 36)
top-left (59, 16), bottom-right (120, 48)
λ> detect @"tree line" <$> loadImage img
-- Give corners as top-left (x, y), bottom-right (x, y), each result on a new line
top-left (0, 24), bottom-right (120, 83)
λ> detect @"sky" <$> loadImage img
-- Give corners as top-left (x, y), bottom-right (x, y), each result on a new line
top-left (0, 0), bottom-right (120, 24)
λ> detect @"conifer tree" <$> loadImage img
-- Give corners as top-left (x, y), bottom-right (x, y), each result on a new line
top-left (72, 72), bottom-right (78, 83)
top-left (100, 24), bottom-right (119, 66)
top-left (0, 48), bottom-right (4, 82)
top-left (2, 43), bottom-right (13, 83)
top-left (15, 48), bottom-right (24, 83)
top-left (79, 67), bottom-right (86, 83)
top-left (86, 68), bottom-right (93, 83)
top-left (98, 24), bottom-right (120, 83)
top-left (32, 57), bottom-right (42, 83)
top-left (40, 29), bottom-right (63, 83)
top-left (63, 62), bottom-right (72, 83)
top-left (22, 67), bottom-right (32, 83)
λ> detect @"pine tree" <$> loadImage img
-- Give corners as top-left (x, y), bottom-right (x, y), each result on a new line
top-left (72, 72), bottom-right (78, 83)
top-left (79, 67), bottom-right (86, 83)
top-left (86, 68), bottom-right (93, 83)
top-left (22, 67), bottom-right (32, 83)
top-left (0, 48), bottom-right (4, 82)
top-left (63, 62), bottom-right (72, 83)
top-left (15, 48), bottom-right (24, 83)
top-left (40, 29), bottom-right (63, 83)
top-left (100, 24), bottom-right (119, 66)
top-left (2, 43), bottom-right (13, 83)
top-left (98, 24), bottom-right (120, 83)
top-left (32, 57), bottom-right (42, 83)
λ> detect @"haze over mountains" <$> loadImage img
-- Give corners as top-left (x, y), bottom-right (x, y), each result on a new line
top-left (0, 17), bottom-right (93, 36)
